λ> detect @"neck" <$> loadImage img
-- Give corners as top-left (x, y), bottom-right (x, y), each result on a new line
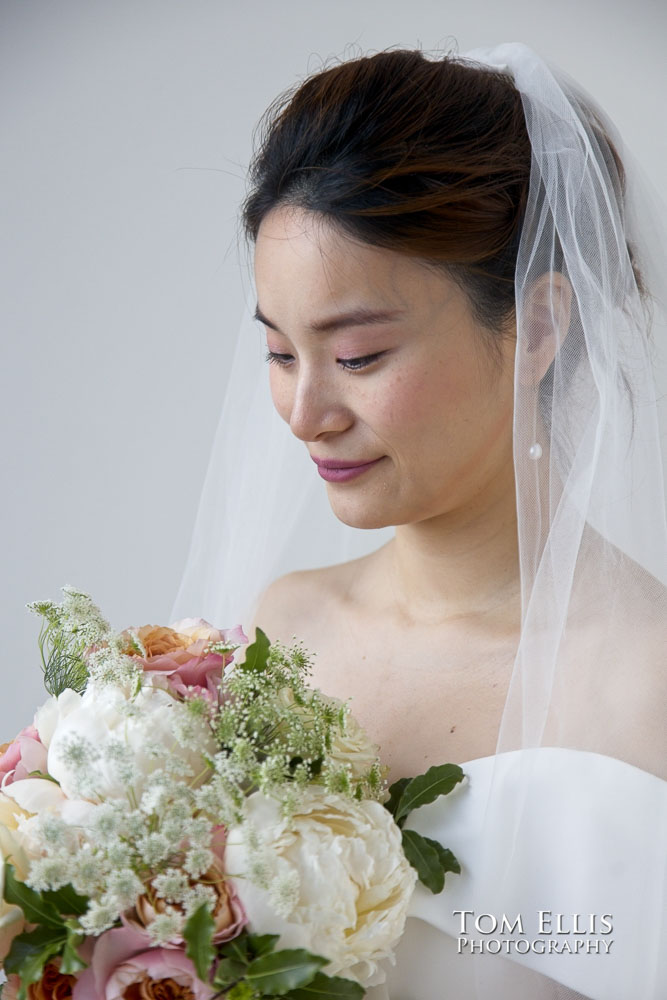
top-left (384, 466), bottom-right (522, 627)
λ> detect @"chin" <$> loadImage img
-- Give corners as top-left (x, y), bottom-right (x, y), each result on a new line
top-left (327, 493), bottom-right (399, 531)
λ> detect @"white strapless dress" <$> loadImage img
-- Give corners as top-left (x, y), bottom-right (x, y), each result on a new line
top-left (368, 749), bottom-right (667, 1000)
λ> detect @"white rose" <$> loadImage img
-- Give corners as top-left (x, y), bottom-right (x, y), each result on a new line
top-left (225, 787), bottom-right (417, 989)
top-left (324, 696), bottom-right (386, 782)
top-left (0, 793), bottom-right (30, 961)
top-left (275, 688), bottom-right (385, 785)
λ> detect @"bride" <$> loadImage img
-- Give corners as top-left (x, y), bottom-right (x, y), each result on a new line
top-left (171, 43), bottom-right (667, 999)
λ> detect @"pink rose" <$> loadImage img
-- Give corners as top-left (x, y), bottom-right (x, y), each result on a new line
top-left (72, 927), bottom-right (215, 1000)
top-left (117, 620), bottom-right (247, 701)
top-left (0, 724), bottom-right (48, 788)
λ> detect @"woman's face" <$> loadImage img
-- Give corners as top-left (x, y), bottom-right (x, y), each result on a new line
top-left (254, 205), bottom-right (517, 530)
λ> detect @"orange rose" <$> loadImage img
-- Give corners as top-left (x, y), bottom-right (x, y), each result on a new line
top-left (2, 960), bottom-right (76, 999)
top-left (131, 626), bottom-right (191, 659)
top-left (121, 976), bottom-right (195, 999)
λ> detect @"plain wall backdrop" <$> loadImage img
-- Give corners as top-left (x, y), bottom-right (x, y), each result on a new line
top-left (2, 0), bottom-right (667, 736)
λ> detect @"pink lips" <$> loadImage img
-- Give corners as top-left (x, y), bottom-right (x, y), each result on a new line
top-left (311, 455), bottom-right (384, 482)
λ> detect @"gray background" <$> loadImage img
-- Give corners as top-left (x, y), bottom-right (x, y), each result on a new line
top-left (2, 0), bottom-right (666, 737)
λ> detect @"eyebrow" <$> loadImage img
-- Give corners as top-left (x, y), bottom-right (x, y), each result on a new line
top-left (253, 304), bottom-right (406, 334)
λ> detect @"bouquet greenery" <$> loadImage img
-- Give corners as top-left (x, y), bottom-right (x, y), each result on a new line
top-left (0, 586), bottom-right (463, 999)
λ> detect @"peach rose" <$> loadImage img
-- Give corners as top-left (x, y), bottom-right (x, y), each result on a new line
top-left (124, 828), bottom-right (246, 946)
top-left (118, 620), bottom-right (246, 701)
top-left (126, 863), bottom-right (245, 947)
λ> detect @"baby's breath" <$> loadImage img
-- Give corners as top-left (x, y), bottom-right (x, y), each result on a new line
top-left (182, 883), bottom-right (216, 917)
top-left (137, 832), bottom-right (171, 867)
top-left (153, 869), bottom-right (190, 902)
top-left (183, 816), bottom-right (211, 848)
top-left (247, 854), bottom-right (271, 890)
top-left (104, 869), bottom-right (144, 909)
top-left (70, 852), bottom-right (108, 896)
top-left (148, 907), bottom-right (185, 945)
top-left (86, 643), bottom-right (141, 689)
top-left (106, 842), bottom-right (134, 869)
top-left (91, 803), bottom-right (123, 842)
top-left (211, 635), bottom-right (384, 807)
top-left (268, 868), bottom-right (300, 919)
top-left (26, 856), bottom-right (72, 893)
top-left (37, 815), bottom-right (72, 850)
top-left (184, 846), bottom-right (214, 879)
top-left (80, 901), bottom-right (117, 935)
top-left (106, 739), bottom-right (140, 786)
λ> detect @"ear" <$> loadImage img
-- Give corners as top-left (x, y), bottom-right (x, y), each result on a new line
top-left (518, 271), bottom-right (573, 387)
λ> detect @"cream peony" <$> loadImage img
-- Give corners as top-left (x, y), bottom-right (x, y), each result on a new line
top-left (10, 684), bottom-right (217, 807)
top-left (224, 787), bottom-right (417, 989)
top-left (0, 792), bottom-right (31, 961)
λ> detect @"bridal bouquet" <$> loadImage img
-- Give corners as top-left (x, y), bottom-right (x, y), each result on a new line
top-left (0, 586), bottom-right (464, 1000)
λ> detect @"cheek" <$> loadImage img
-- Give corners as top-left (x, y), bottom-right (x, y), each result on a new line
top-left (381, 357), bottom-right (513, 466)
top-left (378, 360), bottom-right (469, 440)
top-left (268, 368), bottom-right (292, 423)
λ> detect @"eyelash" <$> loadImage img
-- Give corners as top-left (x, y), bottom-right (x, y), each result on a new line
top-left (264, 350), bottom-right (385, 372)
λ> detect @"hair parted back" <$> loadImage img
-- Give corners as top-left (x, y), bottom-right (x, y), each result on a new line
top-left (242, 46), bottom-right (645, 377)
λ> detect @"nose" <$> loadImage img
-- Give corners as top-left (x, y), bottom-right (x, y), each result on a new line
top-left (286, 365), bottom-right (352, 442)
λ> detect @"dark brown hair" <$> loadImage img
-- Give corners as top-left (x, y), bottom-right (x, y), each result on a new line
top-left (242, 47), bottom-right (645, 389)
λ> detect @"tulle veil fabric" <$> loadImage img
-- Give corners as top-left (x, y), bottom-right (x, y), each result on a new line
top-left (170, 43), bottom-right (667, 998)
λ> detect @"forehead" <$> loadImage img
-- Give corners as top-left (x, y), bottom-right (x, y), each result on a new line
top-left (253, 204), bottom-right (455, 315)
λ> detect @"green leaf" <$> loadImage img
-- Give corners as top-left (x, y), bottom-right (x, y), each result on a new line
top-left (3, 925), bottom-right (67, 998)
top-left (401, 828), bottom-right (447, 893)
top-left (393, 763), bottom-right (465, 823)
top-left (212, 956), bottom-right (248, 990)
top-left (247, 933), bottom-right (281, 958)
top-left (43, 883), bottom-right (90, 918)
top-left (26, 771), bottom-right (59, 784)
top-left (308, 756), bottom-right (323, 778)
top-left (184, 903), bottom-right (215, 982)
top-left (286, 971), bottom-right (365, 999)
top-left (219, 932), bottom-right (252, 964)
top-left (383, 777), bottom-right (412, 826)
top-left (423, 837), bottom-right (461, 878)
top-left (2, 863), bottom-right (64, 928)
top-left (242, 627), bottom-right (271, 673)
top-left (213, 930), bottom-right (255, 989)
top-left (59, 942), bottom-right (87, 976)
top-left (226, 984), bottom-right (255, 1000)
top-left (59, 925), bottom-right (87, 976)
top-left (245, 948), bottom-right (328, 995)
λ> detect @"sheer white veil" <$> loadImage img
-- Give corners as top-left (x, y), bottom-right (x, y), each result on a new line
top-left (170, 42), bottom-right (667, 997)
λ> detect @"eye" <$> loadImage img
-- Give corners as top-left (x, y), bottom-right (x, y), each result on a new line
top-left (264, 350), bottom-right (386, 371)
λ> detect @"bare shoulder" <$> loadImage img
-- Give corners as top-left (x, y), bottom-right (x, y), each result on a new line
top-left (247, 548), bottom-right (383, 648)
top-left (250, 566), bottom-right (339, 645)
